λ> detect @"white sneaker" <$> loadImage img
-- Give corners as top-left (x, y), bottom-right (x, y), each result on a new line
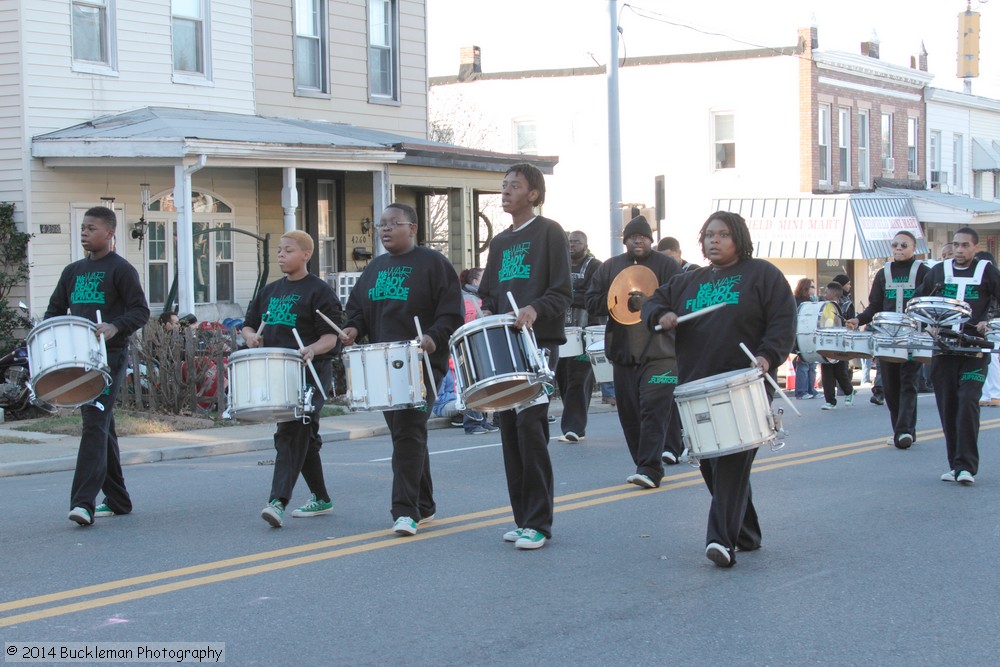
top-left (821, 403), bottom-right (836, 410)
top-left (68, 507), bottom-right (92, 526)
top-left (503, 528), bottom-right (523, 542)
top-left (662, 450), bottom-right (679, 465)
top-left (940, 470), bottom-right (957, 482)
top-left (626, 473), bottom-right (657, 489)
top-left (418, 513), bottom-right (436, 525)
top-left (896, 433), bottom-right (914, 449)
top-left (514, 528), bottom-right (547, 550)
top-left (558, 431), bottom-right (583, 442)
top-left (705, 542), bottom-right (732, 568)
top-left (393, 516), bottom-right (418, 536)
top-left (957, 470), bottom-right (975, 485)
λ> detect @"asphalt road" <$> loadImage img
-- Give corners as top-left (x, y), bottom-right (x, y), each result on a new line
top-left (3, 390), bottom-right (999, 666)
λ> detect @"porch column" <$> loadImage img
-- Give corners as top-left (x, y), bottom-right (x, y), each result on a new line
top-left (174, 155), bottom-right (207, 316)
top-left (282, 167), bottom-right (297, 233)
top-left (373, 167), bottom-right (390, 257)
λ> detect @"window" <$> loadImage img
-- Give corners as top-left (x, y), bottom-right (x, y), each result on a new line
top-left (881, 112), bottom-right (893, 172)
top-left (930, 130), bottom-right (942, 185)
top-left (858, 110), bottom-right (870, 186)
top-left (172, 0), bottom-right (208, 76)
top-left (953, 134), bottom-right (964, 190)
top-left (146, 191), bottom-right (234, 306)
top-left (818, 105), bottom-right (831, 184)
top-left (838, 108), bottom-right (850, 185)
top-left (316, 180), bottom-right (338, 281)
top-left (513, 119), bottom-right (538, 155)
top-left (907, 117), bottom-right (918, 174)
top-left (368, 0), bottom-right (398, 101)
top-left (294, 0), bottom-right (327, 93)
top-left (72, 0), bottom-right (116, 70)
top-left (713, 112), bottom-right (735, 169)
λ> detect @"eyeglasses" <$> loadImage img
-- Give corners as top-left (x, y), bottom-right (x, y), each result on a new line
top-left (890, 242), bottom-right (911, 249)
top-left (379, 221), bottom-right (414, 230)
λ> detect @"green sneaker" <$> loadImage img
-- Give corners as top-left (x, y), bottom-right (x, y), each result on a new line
top-left (502, 528), bottom-right (523, 542)
top-left (393, 516), bottom-right (418, 536)
top-left (68, 507), bottom-right (92, 526)
top-left (514, 528), bottom-right (547, 550)
top-left (291, 495), bottom-right (333, 518)
top-left (261, 500), bottom-right (284, 528)
top-left (94, 503), bottom-right (115, 518)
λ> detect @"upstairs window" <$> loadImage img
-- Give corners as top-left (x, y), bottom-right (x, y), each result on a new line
top-left (513, 119), bottom-right (538, 155)
top-left (881, 112), bottom-right (893, 172)
top-left (838, 108), bottom-right (851, 185)
top-left (907, 117), bottom-right (918, 175)
top-left (818, 105), bottom-right (831, 184)
top-left (172, 0), bottom-right (208, 77)
top-left (713, 112), bottom-right (735, 170)
top-left (72, 0), bottom-right (116, 71)
top-left (368, 0), bottom-right (398, 101)
top-left (295, 0), bottom-right (327, 93)
top-left (858, 110), bottom-right (870, 186)
top-left (953, 133), bottom-right (964, 190)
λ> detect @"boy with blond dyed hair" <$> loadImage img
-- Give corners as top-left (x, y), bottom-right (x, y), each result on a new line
top-left (241, 230), bottom-right (343, 527)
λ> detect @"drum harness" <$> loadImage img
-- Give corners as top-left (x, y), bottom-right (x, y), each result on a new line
top-left (929, 259), bottom-right (994, 356)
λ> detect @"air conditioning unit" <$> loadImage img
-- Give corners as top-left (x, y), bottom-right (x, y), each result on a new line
top-left (930, 170), bottom-right (941, 186)
top-left (885, 157), bottom-right (896, 172)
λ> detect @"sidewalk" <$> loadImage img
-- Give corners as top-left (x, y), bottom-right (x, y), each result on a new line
top-left (0, 399), bottom-right (617, 478)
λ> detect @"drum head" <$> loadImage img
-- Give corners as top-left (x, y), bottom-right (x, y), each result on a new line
top-left (464, 377), bottom-right (543, 411)
top-left (33, 366), bottom-right (108, 407)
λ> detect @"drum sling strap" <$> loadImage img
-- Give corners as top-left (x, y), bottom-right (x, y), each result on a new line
top-left (943, 259), bottom-right (986, 331)
top-left (884, 261), bottom-right (921, 314)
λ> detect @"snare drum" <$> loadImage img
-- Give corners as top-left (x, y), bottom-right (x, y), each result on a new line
top-left (673, 368), bottom-right (775, 459)
top-left (449, 315), bottom-right (549, 411)
top-left (986, 318), bottom-right (1000, 344)
top-left (586, 341), bottom-right (614, 383)
top-left (906, 296), bottom-right (971, 328)
top-left (344, 341), bottom-right (425, 411)
top-left (872, 312), bottom-right (917, 338)
top-left (227, 348), bottom-right (308, 422)
top-left (559, 327), bottom-right (585, 358)
top-left (908, 332), bottom-right (934, 364)
top-left (815, 327), bottom-right (850, 361)
top-left (841, 331), bottom-right (873, 359)
top-left (26, 315), bottom-right (110, 408)
top-left (584, 325), bottom-right (606, 348)
top-left (796, 301), bottom-right (842, 363)
top-left (872, 334), bottom-right (911, 363)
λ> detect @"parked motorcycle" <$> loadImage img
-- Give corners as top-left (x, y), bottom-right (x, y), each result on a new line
top-left (0, 302), bottom-right (55, 419)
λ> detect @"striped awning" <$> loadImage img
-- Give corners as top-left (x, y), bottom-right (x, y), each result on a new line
top-left (714, 195), bottom-right (927, 260)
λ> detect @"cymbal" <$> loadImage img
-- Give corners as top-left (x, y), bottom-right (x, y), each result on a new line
top-left (608, 264), bottom-right (658, 325)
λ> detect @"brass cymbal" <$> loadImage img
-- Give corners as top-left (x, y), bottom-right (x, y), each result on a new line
top-left (608, 264), bottom-right (658, 325)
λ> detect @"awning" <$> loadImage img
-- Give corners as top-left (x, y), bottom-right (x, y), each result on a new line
top-left (879, 187), bottom-right (1000, 226)
top-left (31, 106), bottom-right (558, 173)
top-left (713, 195), bottom-right (927, 260)
top-left (972, 138), bottom-right (1000, 172)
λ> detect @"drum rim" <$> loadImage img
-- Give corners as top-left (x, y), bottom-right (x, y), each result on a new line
top-left (450, 313), bottom-right (518, 342)
top-left (230, 347), bottom-right (305, 362)
top-left (26, 315), bottom-right (99, 338)
top-left (687, 437), bottom-right (776, 460)
top-left (344, 340), bottom-right (421, 353)
top-left (674, 367), bottom-right (763, 397)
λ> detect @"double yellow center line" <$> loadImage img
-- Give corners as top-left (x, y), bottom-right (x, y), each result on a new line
top-left (2, 419), bottom-right (995, 629)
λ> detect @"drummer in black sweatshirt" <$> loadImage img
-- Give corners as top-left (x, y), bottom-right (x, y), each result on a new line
top-left (848, 230), bottom-right (929, 450)
top-left (916, 226), bottom-right (1000, 486)
top-left (478, 163), bottom-right (572, 550)
top-left (643, 211), bottom-right (795, 568)
top-left (342, 203), bottom-right (464, 536)
top-left (586, 215), bottom-right (682, 488)
top-left (45, 206), bottom-right (150, 526)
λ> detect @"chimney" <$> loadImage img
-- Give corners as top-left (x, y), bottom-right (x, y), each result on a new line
top-left (861, 30), bottom-right (880, 59)
top-left (458, 45), bottom-right (481, 82)
top-left (919, 41), bottom-right (928, 71)
top-left (798, 25), bottom-right (818, 53)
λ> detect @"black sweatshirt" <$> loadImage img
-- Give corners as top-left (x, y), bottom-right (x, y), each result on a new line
top-left (918, 259), bottom-right (1000, 336)
top-left (586, 250), bottom-right (680, 366)
top-left (44, 252), bottom-right (150, 350)
top-left (478, 215), bottom-right (572, 345)
top-left (343, 245), bottom-right (464, 376)
top-left (641, 258), bottom-right (796, 383)
top-left (566, 254), bottom-right (602, 327)
top-left (855, 258), bottom-right (929, 326)
top-left (243, 273), bottom-right (343, 359)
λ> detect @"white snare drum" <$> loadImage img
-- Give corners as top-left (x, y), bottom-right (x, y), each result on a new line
top-left (908, 332), bottom-right (934, 364)
top-left (816, 327), bottom-right (850, 361)
top-left (872, 312), bottom-right (917, 338)
top-left (584, 325), bottom-right (606, 348)
top-left (796, 301), bottom-right (841, 363)
top-left (586, 341), bottom-right (614, 383)
top-left (906, 296), bottom-right (971, 328)
top-left (673, 368), bottom-right (775, 459)
top-left (26, 315), bottom-right (110, 408)
top-left (842, 331), bottom-right (873, 359)
top-left (872, 335), bottom-right (911, 363)
top-left (344, 340), bottom-right (425, 411)
top-left (227, 348), bottom-right (309, 422)
top-left (559, 327), bottom-right (585, 358)
top-left (986, 318), bottom-right (1000, 344)
top-left (449, 315), bottom-right (550, 411)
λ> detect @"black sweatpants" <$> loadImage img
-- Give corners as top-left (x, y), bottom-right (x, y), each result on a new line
top-left (820, 360), bottom-right (853, 405)
top-left (881, 359), bottom-right (920, 445)
top-left (555, 356), bottom-right (594, 437)
top-left (931, 354), bottom-right (988, 475)
top-left (269, 360), bottom-right (332, 506)
top-left (384, 406), bottom-right (435, 521)
top-left (700, 448), bottom-right (761, 565)
top-left (498, 344), bottom-right (557, 539)
top-left (70, 347), bottom-right (131, 519)
top-left (612, 358), bottom-right (680, 485)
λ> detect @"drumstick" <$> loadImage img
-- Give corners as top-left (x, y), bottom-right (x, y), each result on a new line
top-left (314, 309), bottom-right (347, 338)
top-left (95, 309), bottom-right (108, 368)
top-left (292, 327), bottom-right (327, 401)
top-left (506, 291), bottom-right (521, 318)
top-left (413, 316), bottom-right (437, 395)
top-left (654, 302), bottom-right (727, 331)
top-left (739, 342), bottom-right (800, 417)
top-left (257, 310), bottom-right (270, 342)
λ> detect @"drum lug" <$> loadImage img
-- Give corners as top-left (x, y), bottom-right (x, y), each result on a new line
top-left (770, 409), bottom-right (787, 452)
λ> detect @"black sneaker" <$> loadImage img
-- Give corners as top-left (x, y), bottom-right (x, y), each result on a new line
top-left (870, 394), bottom-right (885, 405)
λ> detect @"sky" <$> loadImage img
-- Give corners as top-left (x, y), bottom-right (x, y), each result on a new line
top-left (427, 0), bottom-right (1000, 99)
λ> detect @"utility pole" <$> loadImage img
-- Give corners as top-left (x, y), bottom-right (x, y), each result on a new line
top-left (608, 0), bottom-right (623, 253)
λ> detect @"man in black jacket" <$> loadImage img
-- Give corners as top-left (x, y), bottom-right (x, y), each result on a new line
top-left (587, 216), bottom-right (682, 488)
